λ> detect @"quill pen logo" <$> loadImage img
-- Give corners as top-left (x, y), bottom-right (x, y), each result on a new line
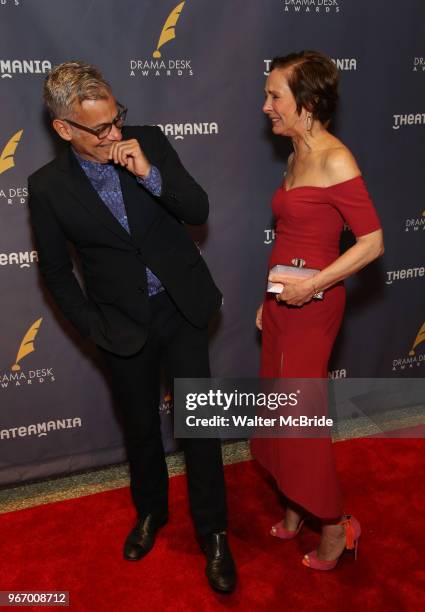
top-left (1, 317), bottom-right (55, 389)
top-left (0, 130), bottom-right (23, 175)
top-left (392, 321), bottom-right (425, 371)
top-left (153, 1), bottom-right (185, 58)
top-left (129, 1), bottom-right (192, 77)
top-left (409, 322), bottom-right (425, 356)
top-left (11, 318), bottom-right (43, 371)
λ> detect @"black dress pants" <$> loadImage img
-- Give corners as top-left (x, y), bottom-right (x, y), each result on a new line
top-left (99, 290), bottom-right (227, 536)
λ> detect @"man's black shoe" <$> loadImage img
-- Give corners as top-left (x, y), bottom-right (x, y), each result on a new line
top-left (123, 513), bottom-right (168, 561)
top-left (200, 532), bottom-right (237, 593)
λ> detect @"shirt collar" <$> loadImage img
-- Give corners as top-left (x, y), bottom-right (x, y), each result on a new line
top-left (71, 147), bottom-right (111, 170)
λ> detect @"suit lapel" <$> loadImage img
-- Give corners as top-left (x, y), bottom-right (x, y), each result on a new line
top-left (56, 148), bottom-right (134, 246)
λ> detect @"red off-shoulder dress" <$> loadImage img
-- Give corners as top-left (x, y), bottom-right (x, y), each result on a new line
top-left (250, 176), bottom-right (382, 519)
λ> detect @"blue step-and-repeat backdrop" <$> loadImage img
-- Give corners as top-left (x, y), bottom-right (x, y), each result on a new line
top-left (0, 0), bottom-right (424, 485)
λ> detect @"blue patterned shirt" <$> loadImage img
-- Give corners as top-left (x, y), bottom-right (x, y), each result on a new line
top-left (73, 150), bottom-right (164, 296)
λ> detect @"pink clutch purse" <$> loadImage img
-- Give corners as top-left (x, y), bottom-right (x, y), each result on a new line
top-left (267, 261), bottom-right (324, 300)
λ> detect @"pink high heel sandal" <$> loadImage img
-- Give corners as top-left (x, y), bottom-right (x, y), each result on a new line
top-left (271, 518), bottom-right (304, 540)
top-left (302, 515), bottom-right (361, 570)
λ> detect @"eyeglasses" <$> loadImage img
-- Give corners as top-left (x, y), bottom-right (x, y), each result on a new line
top-left (61, 103), bottom-right (127, 140)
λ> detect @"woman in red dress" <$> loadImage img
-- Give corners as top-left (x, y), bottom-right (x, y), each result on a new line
top-left (251, 51), bottom-right (384, 570)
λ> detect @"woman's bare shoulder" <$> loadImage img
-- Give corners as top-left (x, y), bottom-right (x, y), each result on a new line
top-left (322, 145), bottom-right (361, 186)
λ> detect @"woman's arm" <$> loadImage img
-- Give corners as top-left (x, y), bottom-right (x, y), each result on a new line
top-left (271, 148), bottom-right (384, 307)
top-left (271, 229), bottom-right (384, 307)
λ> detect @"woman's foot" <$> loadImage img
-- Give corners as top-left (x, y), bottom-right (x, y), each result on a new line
top-left (271, 507), bottom-right (304, 539)
top-left (316, 522), bottom-right (346, 561)
top-left (302, 516), bottom-right (361, 570)
top-left (284, 507), bottom-right (303, 531)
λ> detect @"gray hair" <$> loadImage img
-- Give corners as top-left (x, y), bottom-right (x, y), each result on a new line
top-left (43, 61), bottom-right (112, 119)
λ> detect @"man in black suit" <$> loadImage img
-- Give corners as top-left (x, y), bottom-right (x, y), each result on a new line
top-left (28, 61), bottom-right (236, 593)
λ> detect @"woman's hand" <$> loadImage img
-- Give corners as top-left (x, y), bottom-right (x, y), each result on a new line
top-left (256, 303), bottom-right (263, 330)
top-left (269, 273), bottom-right (316, 307)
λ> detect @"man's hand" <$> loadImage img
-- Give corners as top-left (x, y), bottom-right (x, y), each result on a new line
top-left (108, 139), bottom-right (151, 179)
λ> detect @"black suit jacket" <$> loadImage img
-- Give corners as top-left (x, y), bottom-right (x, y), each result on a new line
top-left (28, 125), bottom-right (222, 356)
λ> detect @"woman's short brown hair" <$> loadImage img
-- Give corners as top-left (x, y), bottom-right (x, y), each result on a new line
top-left (270, 51), bottom-right (339, 125)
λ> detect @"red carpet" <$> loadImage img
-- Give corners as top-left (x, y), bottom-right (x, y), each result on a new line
top-left (1, 438), bottom-right (424, 612)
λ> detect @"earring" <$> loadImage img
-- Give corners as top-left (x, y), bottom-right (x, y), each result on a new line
top-left (305, 113), bottom-right (313, 133)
